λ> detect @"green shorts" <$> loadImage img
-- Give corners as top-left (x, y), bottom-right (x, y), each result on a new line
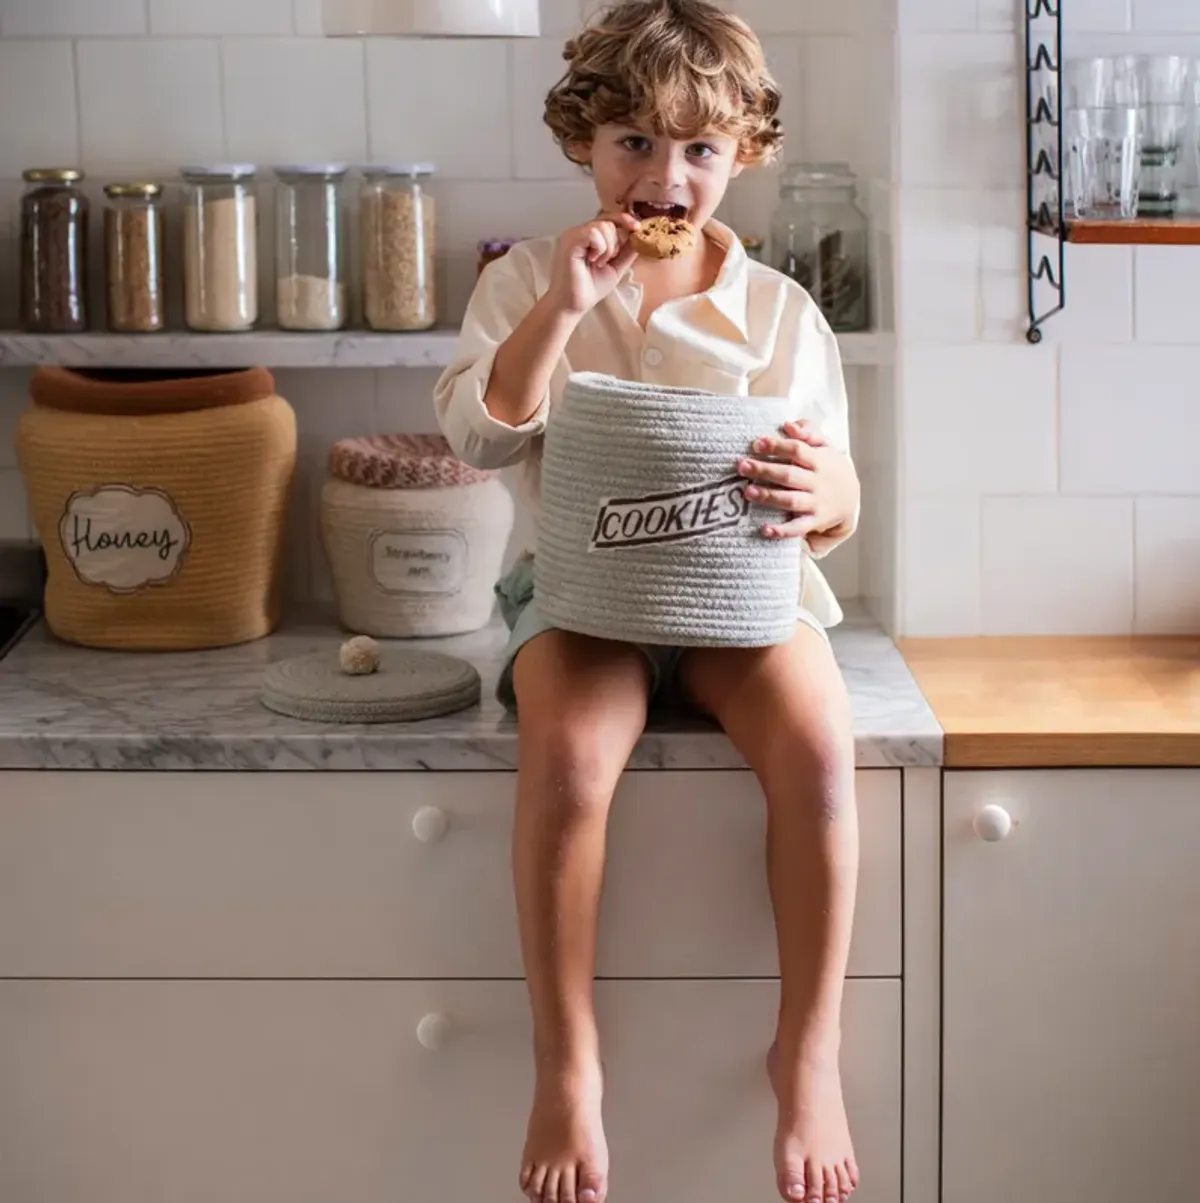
top-left (494, 554), bottom-right (826, 711)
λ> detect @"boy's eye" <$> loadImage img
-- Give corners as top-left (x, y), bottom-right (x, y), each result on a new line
top-left (688, 143), bottom-right (717, 159)
top-left (620, 135), bottom-right (651, 152)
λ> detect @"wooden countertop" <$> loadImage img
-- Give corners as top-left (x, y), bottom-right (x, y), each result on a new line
top-left (898, 636), bottom-right (1200, 768)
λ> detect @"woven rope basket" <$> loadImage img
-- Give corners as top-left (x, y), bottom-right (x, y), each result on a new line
top-left (320, 435), bottom-right (514, 638)
top-left (535, 372), bottom-right (803, 647)
top-left (16, 368), bottom-right (296, 651)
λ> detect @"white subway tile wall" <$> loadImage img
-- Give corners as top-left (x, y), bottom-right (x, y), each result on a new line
top-left (76, 39), bottom-right (225, 171)
top-left (901, 498), bottom-right (981, 637)
top-left (149, 0), bottom-right (295, 36)
top-left (981, 497), bottom-right (1135, 635)
top-left (223, 38), bottom-right (369, 164)
top-left (0, 0), bottom-right (148, 37)
top-left (365, 40), bottom-right (513, 178)
top-left (1134, 499), bottom-right (1200, 634)
top-left (903, 345), bottom-right (1058, 496)
top-left (0, 42), bottom-right (80, 171)
top-left (894, 0), bottom-right (1200, 634)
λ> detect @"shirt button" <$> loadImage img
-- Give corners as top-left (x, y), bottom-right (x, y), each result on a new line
top-left (643, 347), bottom-right (663, 368)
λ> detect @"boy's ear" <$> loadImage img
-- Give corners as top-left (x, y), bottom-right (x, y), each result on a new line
top-left (730, 159), bottom-right (746, 178)
top-left (569, 141), bottom-right (594, 166)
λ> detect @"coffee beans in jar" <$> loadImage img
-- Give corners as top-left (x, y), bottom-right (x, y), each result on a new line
top-left (361, 164), bottom-right (437, 332)
top-left (20, 168), bottom-right (90, 334)
top-left (103, 182), bottom-right (166, 333)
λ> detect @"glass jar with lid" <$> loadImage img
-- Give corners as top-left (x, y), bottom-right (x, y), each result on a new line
top-left (103, 182), bottom-right (166, 333)
top-left (361, 164), bottom-right (437, 331)
top-left (274, 164), bottom-right (348, 331)
top-left (769, 162), bottom-right (869, 333)
top-left (19, 167), bottom-right (90, 333)
top-left (181, 164), bottom-right (259, 332)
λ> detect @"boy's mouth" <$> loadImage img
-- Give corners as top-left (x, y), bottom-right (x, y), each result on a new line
top-left (630, 200), bottom-right (689, 221)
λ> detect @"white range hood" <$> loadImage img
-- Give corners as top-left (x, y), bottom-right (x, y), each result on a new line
top-left (323, 0), bottom-right (539, 36)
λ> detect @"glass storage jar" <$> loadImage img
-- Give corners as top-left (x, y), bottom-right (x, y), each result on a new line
top-left (769, 162), bottom-right (869, 332)
top-left (274, 164), bottom-right (348, 331)
top-left (181, 164), bottom-right (259, 332)
top-left (477, 237), bottom-right (522, 276)
top-left (20, 167), bottom-right (90, 333)
top-left (103, 182), bottom-right (166, 333)
top-left (361, 164), bottom-right (437, 331)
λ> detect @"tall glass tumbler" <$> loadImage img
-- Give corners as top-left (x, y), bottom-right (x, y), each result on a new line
top-left (1065, 106), bottom-right (1141, 220)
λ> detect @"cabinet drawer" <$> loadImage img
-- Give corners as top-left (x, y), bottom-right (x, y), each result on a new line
top-left (0, 978), bottom-right (901, 1203)
top-left (0, 769), bottom-right (900, 979)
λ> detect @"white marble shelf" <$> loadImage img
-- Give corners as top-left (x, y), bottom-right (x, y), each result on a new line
top-left (0, 606), bottom-right (941, 771)
top-left (0, 329), bottom-right (895, 371)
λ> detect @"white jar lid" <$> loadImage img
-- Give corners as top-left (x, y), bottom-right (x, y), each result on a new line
top-left (274, 163), bottom-right (349, 178)
top-left (180, 163), bottom-right (258, 179)
top-left (360, 162), bottom-right (436, 177)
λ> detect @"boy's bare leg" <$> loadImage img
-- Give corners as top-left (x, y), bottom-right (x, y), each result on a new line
top-left (511, 629), bottom-right (652, 1203)
top-left (679, 623), bottom-right (860, 1203)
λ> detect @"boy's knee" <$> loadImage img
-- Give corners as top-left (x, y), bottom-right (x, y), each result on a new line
top-left (762, 712), bottom-right (854, 817)
top-left (521, 714), bottom-right (635, 813)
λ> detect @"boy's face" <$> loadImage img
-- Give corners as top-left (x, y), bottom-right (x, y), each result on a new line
top-left (577, 124), bottom-right (744, 231)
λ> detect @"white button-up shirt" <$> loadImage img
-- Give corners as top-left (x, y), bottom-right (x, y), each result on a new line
top-left (433, 219), bottom-right (854, 628)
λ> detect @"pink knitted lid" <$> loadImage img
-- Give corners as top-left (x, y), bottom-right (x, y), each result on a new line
top-left (328, 434), bottom-right (494, 488)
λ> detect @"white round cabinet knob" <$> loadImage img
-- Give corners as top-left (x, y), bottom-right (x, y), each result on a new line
top-left (416, 1012), bottom-right (453, 1051)
top-left (974, 804), bottom-right (1013, 843)
top-left (412, 806), bottom-right (449, 844)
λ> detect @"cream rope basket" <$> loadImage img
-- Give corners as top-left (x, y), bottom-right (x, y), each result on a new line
top-left (535, 372), bottom-right (803, 647)
top-left (320, 434), bottom-right (514, 638)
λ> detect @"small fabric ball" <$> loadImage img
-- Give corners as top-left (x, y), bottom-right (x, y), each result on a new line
top-left (339, 635), bottom-right (381, 675)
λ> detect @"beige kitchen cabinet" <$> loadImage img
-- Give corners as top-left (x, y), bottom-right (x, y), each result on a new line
top-left (0, 770), bottom-right (900, 980)
top-left (942, 769), bottom-right (1200, 1203)
top-left (0, 978), bottom-right (901, 1203)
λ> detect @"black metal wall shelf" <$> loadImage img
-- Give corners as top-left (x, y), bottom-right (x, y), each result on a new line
top-left (1025, 0), bottom-right (1063, 344)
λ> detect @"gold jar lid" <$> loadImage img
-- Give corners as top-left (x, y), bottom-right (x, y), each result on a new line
top-left (23, 167), bottom-right (84, 183)
top-left (103, 182), bottom-right (164, 199)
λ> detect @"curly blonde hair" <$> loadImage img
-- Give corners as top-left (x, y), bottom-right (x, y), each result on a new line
top-left (544, 0), bottom-right (783, 167)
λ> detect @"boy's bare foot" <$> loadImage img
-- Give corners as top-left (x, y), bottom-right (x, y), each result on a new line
top-left (767, 1041), bottom-right (859, 1203)
top-left (519, 1055), bottom-right (608, 1203)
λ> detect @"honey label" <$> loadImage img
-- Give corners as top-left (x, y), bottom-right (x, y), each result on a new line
top-left (60, 485), bottom-right (191, 594)
top-left (370, 529), bottom-right (467, 595)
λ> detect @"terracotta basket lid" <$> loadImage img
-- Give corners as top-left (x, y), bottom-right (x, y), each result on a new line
top-left (328, 433), bottom-right (494, 488)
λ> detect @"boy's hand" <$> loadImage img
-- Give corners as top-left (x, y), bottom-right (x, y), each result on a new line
top-left (738, 421), bottom-right (860, 541)
top-left (547, 212), bottom-right (641, 318)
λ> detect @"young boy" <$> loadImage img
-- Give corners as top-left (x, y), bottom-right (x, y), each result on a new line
top-left (434, 2), bottom-right (861, 1201)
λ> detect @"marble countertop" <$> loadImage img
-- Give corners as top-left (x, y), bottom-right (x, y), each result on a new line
top-left (0, 606), bottom-right (941, 771)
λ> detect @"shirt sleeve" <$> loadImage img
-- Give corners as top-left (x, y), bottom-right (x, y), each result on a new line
top-left (433, 247), bottom-right (550, 471)
top-left (751, 293), bottom-right (857, 559)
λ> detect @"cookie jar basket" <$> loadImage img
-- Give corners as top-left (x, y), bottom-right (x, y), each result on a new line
top-left (16, 366), bottom-right (297, 650)
top-left (535, 371), bottom-right (803, 647)
top-left (320, 434), bottom-right (514, 637)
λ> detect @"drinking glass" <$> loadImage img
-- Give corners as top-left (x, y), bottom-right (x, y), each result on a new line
top-left (1065, 56), bottom-right (1138, 108)
top-left (1137, 54), bottom-right (1189, 104)
top-left (1138, 103), bottom-right (1189, 215)
top-left (1065, 106), bottom-right (1141, 220)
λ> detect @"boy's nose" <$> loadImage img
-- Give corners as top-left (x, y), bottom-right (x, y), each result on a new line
top-left (647, 146), bottom-right (689, 189)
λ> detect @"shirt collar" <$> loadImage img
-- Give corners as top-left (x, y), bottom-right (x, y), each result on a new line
top-left (702, 218), bottom-right (750, 342)
top-left (615, 217), bottom-right (750, 341)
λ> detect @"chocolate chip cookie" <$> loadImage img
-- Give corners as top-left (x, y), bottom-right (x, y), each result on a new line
top-left (629, 215), bottom-right (696, 260)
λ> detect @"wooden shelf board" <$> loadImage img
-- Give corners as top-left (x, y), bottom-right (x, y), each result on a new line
top-left (1065, 217), bottom-right (1200, 245)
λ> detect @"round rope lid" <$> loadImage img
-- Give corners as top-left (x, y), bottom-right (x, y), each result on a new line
top-left (261, 646), bottom-right (481, 723)
top-left (328, 434), bottom-right (494, 489)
